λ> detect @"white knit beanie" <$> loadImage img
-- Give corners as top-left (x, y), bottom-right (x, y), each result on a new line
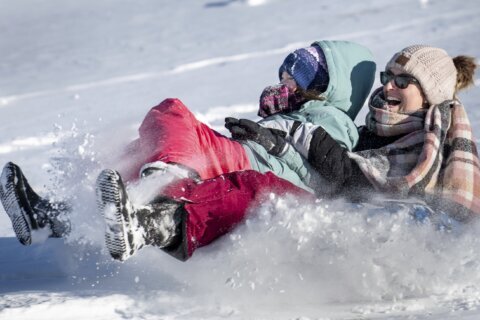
top-left (385, 45), bottom-right (457, 105)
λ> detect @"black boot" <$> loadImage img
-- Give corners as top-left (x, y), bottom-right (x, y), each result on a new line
top-left (0, 162), bottom-right (71, 245)
top-left (136, 199), bottom-right (182, 248)
top-left (96, 169), bottom-right (183, 261)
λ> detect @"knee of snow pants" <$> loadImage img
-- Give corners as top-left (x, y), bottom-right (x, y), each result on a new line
top-left (135, 98), bottom-right (251, 180)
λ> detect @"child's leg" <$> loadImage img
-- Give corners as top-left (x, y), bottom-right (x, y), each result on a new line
top-left (135, 98), bottom-right (251, 180)
top-left (98, 169), bottom-right (310, 262)
top-left (162, 170), bottom-right (311, 260)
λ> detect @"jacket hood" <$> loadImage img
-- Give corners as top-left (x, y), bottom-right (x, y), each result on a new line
top-left (312, 40), bottom-right (376, 120)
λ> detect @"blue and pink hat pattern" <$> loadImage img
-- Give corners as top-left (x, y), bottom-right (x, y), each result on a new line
top-left (278, 45), bottom-right (329, 93)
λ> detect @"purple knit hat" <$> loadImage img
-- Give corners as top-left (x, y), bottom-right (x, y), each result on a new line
top-left (279, 44), bottom-right (329, 92)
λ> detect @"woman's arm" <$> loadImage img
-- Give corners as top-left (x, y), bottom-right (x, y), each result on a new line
top-left (225, 118), bottom-right (372, 195)
top-left (306, 126), bottom-right (374, 196)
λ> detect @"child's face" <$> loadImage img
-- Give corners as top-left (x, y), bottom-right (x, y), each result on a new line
top-left (280, 71), bottom-right (297, 92)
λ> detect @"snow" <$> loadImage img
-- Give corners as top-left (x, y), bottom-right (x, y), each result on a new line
top-left (1, 0), bottom-right (480, 319)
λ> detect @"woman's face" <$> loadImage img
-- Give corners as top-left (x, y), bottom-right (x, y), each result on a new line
top-left (281, 71), bottom-right (297, 92)
top-left (382, 67), bottom-right (427, 113)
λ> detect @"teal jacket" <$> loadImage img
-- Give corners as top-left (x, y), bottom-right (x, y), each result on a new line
top-left (243, 40), bottom-right (376, 191)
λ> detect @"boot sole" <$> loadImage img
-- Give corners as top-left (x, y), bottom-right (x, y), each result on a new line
top-left (0, 162), bottom-right (34, 245)
top-left (96, 169), bottom-right (133, 261)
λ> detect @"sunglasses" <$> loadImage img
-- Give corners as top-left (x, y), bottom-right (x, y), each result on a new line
top-left (380, 71), bottom-right (419, 89)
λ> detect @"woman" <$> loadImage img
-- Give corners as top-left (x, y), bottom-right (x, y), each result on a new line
top-left (0, 41), bottom-right (375, 247)
top-left (237, 44), bottom-right (480, 219)
top-left (320, 45), bottom-right (477, 221)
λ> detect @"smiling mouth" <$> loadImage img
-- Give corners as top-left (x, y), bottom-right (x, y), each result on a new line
top-left (386, 97), bottom-right (401, 106)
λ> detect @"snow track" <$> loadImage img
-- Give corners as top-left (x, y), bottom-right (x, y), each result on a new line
top-left (1, 5), bottom-right (478, 107)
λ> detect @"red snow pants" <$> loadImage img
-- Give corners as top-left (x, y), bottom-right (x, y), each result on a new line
top-left (161, 170), bottom-right (312, 260)
top-left (123, 98), bottom-right (252, 181)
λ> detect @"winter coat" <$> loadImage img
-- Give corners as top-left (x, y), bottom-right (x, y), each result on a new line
top-left (244, 40), bottom-right (376, 190)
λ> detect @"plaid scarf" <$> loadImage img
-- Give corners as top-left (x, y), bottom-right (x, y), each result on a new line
top-left (349, 88), bottom-right (480, 221)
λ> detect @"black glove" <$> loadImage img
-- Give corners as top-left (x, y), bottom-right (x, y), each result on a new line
top-left (308, 126), bottom-right (353, 190)
top-left (225, 117), bottom-right (287, 156)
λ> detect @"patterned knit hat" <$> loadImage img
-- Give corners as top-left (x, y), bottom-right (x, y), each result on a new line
top-left (385, 45), bottom-right (457, 105)
top-left (279, 45), bottom-right (329, 92)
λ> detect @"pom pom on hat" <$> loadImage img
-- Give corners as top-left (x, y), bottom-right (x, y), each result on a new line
top-left (279, 45), bottom-right (329, 93)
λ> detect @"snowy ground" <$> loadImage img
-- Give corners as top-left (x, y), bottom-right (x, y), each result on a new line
top-left (1, 0), bottom-right (480, 319)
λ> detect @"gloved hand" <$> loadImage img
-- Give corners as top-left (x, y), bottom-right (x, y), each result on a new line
top-left (225, 117), bottom-right (287, 156)
top-left (258, 84), bottom-right (304, 118)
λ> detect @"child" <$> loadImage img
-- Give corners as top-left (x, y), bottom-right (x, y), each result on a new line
top-left (0, 41), bottom-right (376, 261)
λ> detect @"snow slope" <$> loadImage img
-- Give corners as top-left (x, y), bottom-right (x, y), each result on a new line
top-left (1, 0), bottom-right (480, 319)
